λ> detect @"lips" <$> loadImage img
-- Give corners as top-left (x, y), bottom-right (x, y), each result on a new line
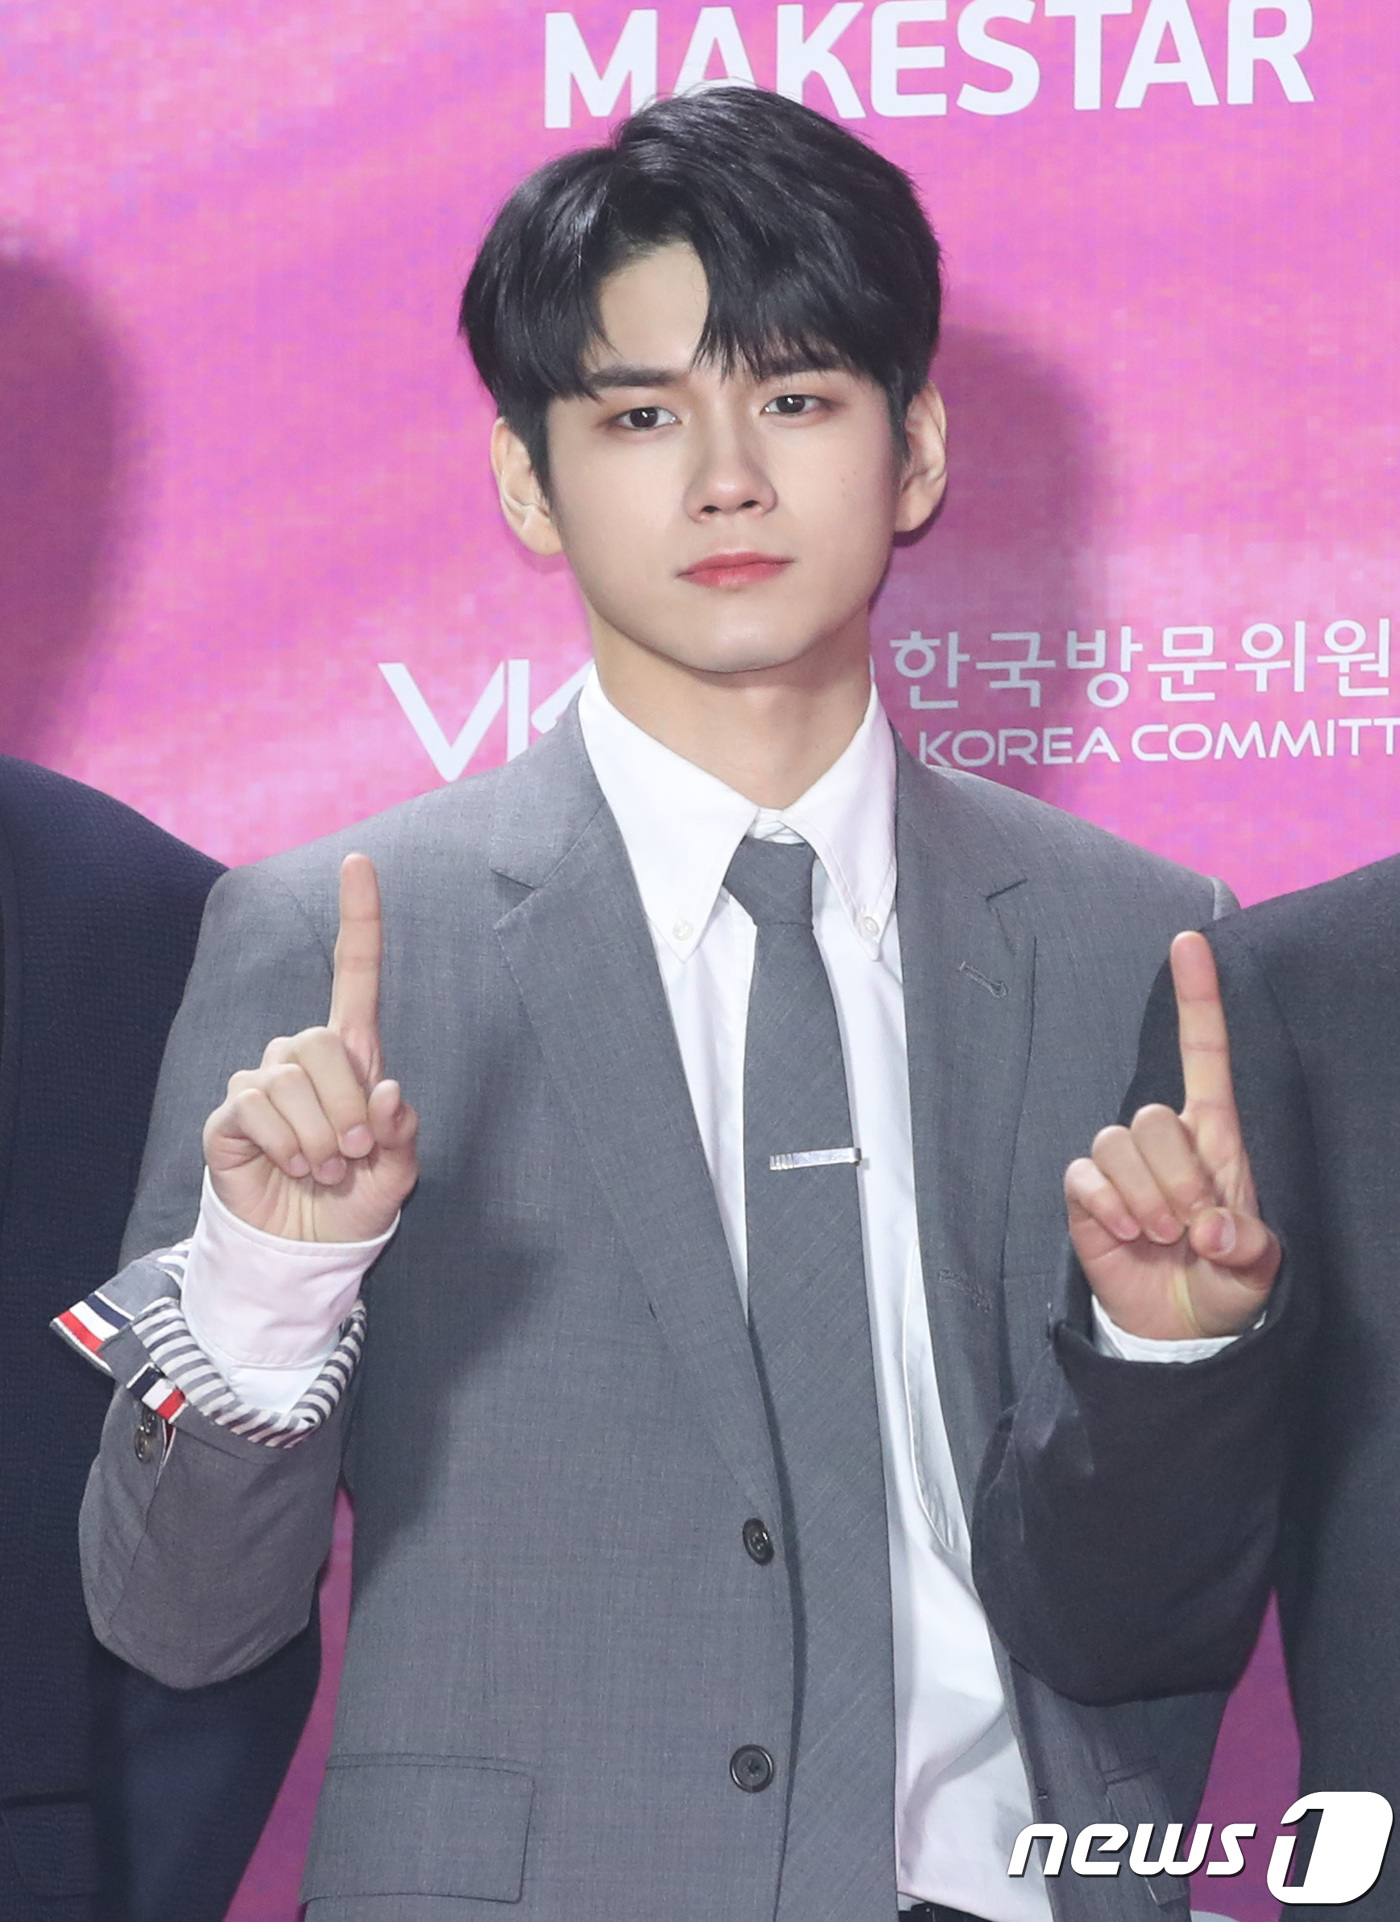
top-left (679, 551), bottom-right (792, 589)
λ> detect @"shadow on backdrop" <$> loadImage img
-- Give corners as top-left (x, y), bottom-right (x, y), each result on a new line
top-left (0, 247), bottom-right (128, 761)
top-left (878, 317), bottom-right (1106, 808)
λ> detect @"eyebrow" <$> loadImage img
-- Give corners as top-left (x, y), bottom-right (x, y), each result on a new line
top-left (584, 364), bottom-right (682, 394)
top-left (583, 351), bottom-right (844, 396)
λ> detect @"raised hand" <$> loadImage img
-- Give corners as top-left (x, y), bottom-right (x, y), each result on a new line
top-left (203, 854), bottom-right (419, 1242)
top-left (1064, 931), bottom-right (1280, 1340)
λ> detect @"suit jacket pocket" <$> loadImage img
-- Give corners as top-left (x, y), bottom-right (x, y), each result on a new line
top-left (302, 1755), bottom-right (535, 1903)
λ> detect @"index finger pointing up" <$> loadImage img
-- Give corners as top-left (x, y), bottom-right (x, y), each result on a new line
top-left (1170, 929), bottom-right (1237, 1122)
top-left (329, 853), bottom-right (382, 1053)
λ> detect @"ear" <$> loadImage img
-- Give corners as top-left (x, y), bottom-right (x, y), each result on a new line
top-left (490, 417), bottom-right (563, 557)
top-left (894, 383), bottom-right (948, 534)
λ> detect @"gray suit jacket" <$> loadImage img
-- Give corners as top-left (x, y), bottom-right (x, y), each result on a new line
top-left (80, 711), bottom-right (1230, 1922)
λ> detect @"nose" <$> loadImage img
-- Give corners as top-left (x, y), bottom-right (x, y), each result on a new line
top-left (682, 413), bottom-right (776, 521)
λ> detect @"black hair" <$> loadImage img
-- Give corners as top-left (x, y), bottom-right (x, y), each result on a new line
top-left (460, 87), bottom-right (942, 483)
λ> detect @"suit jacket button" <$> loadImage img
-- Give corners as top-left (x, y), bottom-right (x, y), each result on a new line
top-left (742, 1518), bottom-right (775, 1565)
top-left (730, 1746), bottom-right (774, 1793)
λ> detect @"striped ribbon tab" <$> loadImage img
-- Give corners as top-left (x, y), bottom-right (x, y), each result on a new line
top-left (53, 1289), bottom-right (134, 1360)
top-left (125, 1361), bottom-right (188, 1423)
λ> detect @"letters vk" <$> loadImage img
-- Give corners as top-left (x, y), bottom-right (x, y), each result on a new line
top-left (544, 1), bottom-right (1315, 129)
top-left (380, 660), bottom-right (591, 780)
top-left (1009, 1793), bottom-right (1394, 1905)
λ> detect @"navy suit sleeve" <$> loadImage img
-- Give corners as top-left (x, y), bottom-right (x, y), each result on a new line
top-left (0, 759), bottom-right (321, 1922)
top-left (971, 927), bottom-right (1319, 1705)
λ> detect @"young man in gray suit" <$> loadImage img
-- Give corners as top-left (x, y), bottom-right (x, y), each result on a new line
top-left (68, 91), bottom-right (1232, 1922)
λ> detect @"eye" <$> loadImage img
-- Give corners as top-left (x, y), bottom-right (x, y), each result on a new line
top-left (615, 404), bottom-right (678, 431)
top-left (763, 392), bottom-right (824, 418)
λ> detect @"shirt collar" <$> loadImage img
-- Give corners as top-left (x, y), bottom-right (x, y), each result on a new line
top-left (577, 669), bottom-right (897, 962)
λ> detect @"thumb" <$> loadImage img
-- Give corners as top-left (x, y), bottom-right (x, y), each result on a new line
top-left (368, 1079), bottom-right (419, 1169)
top-left (1188, 1205), bottom-right (1280, 1285)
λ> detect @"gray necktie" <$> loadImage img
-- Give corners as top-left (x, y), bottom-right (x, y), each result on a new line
top-left (723, 836), bottom-right (897, 1920)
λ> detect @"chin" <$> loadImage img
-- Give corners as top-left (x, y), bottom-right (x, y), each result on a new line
top-left (596, 601), bottom-right (864, 683)
top-left (689, 646), bottom-right (806, 679)
top-left (665, 625), bottom-right (842, 680)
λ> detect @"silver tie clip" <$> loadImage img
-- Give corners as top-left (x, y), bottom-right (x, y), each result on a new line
top-left (769, 1148), bottom-right (861, 1172)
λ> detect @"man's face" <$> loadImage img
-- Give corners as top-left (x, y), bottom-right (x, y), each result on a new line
top-left (493, 244), bottom-right (944, 686)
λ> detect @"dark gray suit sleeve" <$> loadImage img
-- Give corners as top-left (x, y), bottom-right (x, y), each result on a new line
top-left (972, 926), bottom-right (1319, 1705)
top-left (81, 865), bottom-right (353, 1688)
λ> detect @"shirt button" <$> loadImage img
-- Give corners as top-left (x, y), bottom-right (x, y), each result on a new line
top-left (672, 918), bottom-right (693, 942)
top-left (729, 1745), bottom-right (775, 1792)
top-left (860, 914), bottom-right (880, 939)
top-left (742, 1518), bottom-right (775, 1565)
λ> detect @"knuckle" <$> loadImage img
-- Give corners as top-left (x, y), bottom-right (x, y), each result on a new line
top-left (281, 1025), bottom-right (334, 1065)
top-left (307, 1032), bottom-right (362, 1087)
top-left (325, 1085), bottom-right (369, 1128)
top-left (1170, 1179), bottom-right (1208, 1212)
top-left (229, 1088), bottom-right (269, 1131)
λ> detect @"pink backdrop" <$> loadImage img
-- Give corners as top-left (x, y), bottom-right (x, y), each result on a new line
top-left (4, 4), bottom-right (1396, 1916)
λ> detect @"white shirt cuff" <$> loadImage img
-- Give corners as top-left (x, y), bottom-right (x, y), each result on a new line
top-left (180, 1170), bottom-right (395, 1408)
top-left (1091, 1295), bottom-right (1238, 1364)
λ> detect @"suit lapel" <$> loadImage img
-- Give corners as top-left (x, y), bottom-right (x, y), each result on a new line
top-left (490, 715), bottom-right (779, 1517)
top-left (896, 748), bottom-right (1035, 1513)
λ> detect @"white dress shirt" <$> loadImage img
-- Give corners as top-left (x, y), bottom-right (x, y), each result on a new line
top-left (182, 671), bottom-right (1229, 1918)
